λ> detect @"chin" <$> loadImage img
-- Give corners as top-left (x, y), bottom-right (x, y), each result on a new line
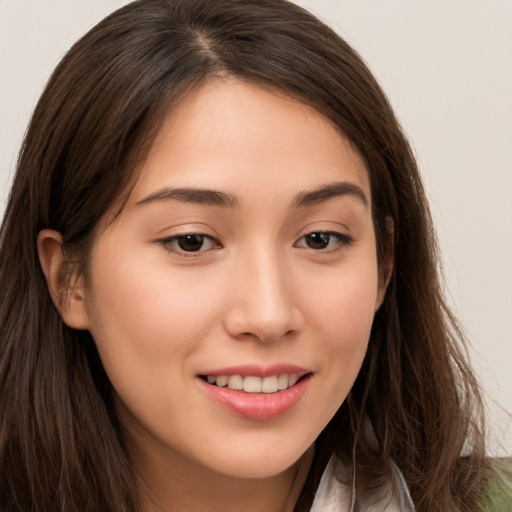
top-left (194, 435), bottom-right (312, 480)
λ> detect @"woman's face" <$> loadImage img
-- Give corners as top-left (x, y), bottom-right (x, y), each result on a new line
top-left (79, 79), bottom-right (387, 479)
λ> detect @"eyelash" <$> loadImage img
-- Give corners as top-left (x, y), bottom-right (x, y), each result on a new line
top-left (158, 231), bottom-right (353, 257)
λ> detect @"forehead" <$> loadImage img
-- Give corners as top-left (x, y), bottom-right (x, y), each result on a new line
top-left (129, 78), bottom-right (370, 207)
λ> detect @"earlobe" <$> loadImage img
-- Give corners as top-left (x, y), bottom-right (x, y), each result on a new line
top-left (37, 229), bottom-right (90, 330)
top-left (375, 263), bottom-right (393, 311)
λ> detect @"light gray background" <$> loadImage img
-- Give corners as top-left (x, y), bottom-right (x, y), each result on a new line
top-left (1, 1), bottom-right (510, 454)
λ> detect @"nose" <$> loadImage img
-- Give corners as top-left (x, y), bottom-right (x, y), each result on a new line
top-left (223, 247), bottom-right (304, 343)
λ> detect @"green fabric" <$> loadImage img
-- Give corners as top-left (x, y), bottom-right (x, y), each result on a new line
top-left (480, 459), bottom-right (512, 512)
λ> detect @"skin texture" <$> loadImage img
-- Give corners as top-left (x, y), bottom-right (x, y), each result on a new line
top-left (38, 79), bottom-right (391, 512)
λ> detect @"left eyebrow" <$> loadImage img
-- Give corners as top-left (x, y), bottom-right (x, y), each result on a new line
top-left (292, 182), bottom-right (368, 208)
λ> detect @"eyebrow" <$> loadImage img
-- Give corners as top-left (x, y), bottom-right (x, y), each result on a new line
top-left (136, 187), bottom-right (240, 208)
top-left (136, 181), bottom-right (368, 210)
top-left (292, 182), bottom-right (368, 208)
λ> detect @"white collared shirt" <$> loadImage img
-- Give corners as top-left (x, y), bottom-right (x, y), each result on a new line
top-left (309, 456), bottom-right (416, 511)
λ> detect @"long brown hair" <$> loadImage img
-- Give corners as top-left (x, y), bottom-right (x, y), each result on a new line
top-left (0, 0), bottom-right (496, 510)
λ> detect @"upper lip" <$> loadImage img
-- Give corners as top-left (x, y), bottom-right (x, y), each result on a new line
top-left (198, 364), bottom-right (311, 378)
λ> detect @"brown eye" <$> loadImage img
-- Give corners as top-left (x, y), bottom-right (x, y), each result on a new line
top-left (177, 234), bottom-right (206, 252)
top-left (304, 232), bottom-right (331, 249)
top-left (296, 231), bottom-right (353, 251)
top-left (160, 233), bottom-right (219, 254)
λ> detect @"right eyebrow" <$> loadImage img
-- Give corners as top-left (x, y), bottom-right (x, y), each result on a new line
top-left (135, 187), bottom-right (241, 209)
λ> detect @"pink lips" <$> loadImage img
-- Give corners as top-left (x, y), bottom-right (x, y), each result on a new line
top-left (197, 364), bottom-right (311, 421)
top-left (199, 363), bottom-right (310, 378)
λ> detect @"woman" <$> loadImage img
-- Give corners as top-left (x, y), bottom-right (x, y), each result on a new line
top-left (0, 0), bottom-right (508, 511)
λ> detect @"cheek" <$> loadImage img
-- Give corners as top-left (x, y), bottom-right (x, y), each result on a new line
top-left (302, 258), bottom-right (378, 404)
top-left (83, 257), bottom-right (227, 442)
top-left (91, 246), bottom-right (214, 324)
top-left (305, 257), bottom-right (379, 341)
top-left (84, 249), bottom-right (226, 388)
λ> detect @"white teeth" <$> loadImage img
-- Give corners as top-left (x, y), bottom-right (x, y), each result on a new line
top-left (243, 376), bottom-right (262, 393)
top-left (227, 375), bottom-right (243, 390)
top-left (216, 375), bottom-right (228, 387)
top-left (288, 374), bottom-right (299, 387)
top-left (278, 374), bottom-right (289, 390)
top-left (261, 376), bottom-right (279, 393)
top-left (205, 373), bottom-right (303, 393)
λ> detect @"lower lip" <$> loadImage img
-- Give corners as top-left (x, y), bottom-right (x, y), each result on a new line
top-left (198, 375), bottom-right (311, 421)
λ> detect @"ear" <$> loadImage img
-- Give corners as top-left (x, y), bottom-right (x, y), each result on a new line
top-left (37, 229), bottom-right (90, 330)
top-left (375, 217), bottom-right (395, 311)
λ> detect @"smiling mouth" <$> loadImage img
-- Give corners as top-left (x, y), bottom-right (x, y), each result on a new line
top-left (199, 373), bottom-right (309, 393)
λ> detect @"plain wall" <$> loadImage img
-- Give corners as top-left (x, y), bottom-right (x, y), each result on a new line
top-left (1, 0), bottom-right (510, 455)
